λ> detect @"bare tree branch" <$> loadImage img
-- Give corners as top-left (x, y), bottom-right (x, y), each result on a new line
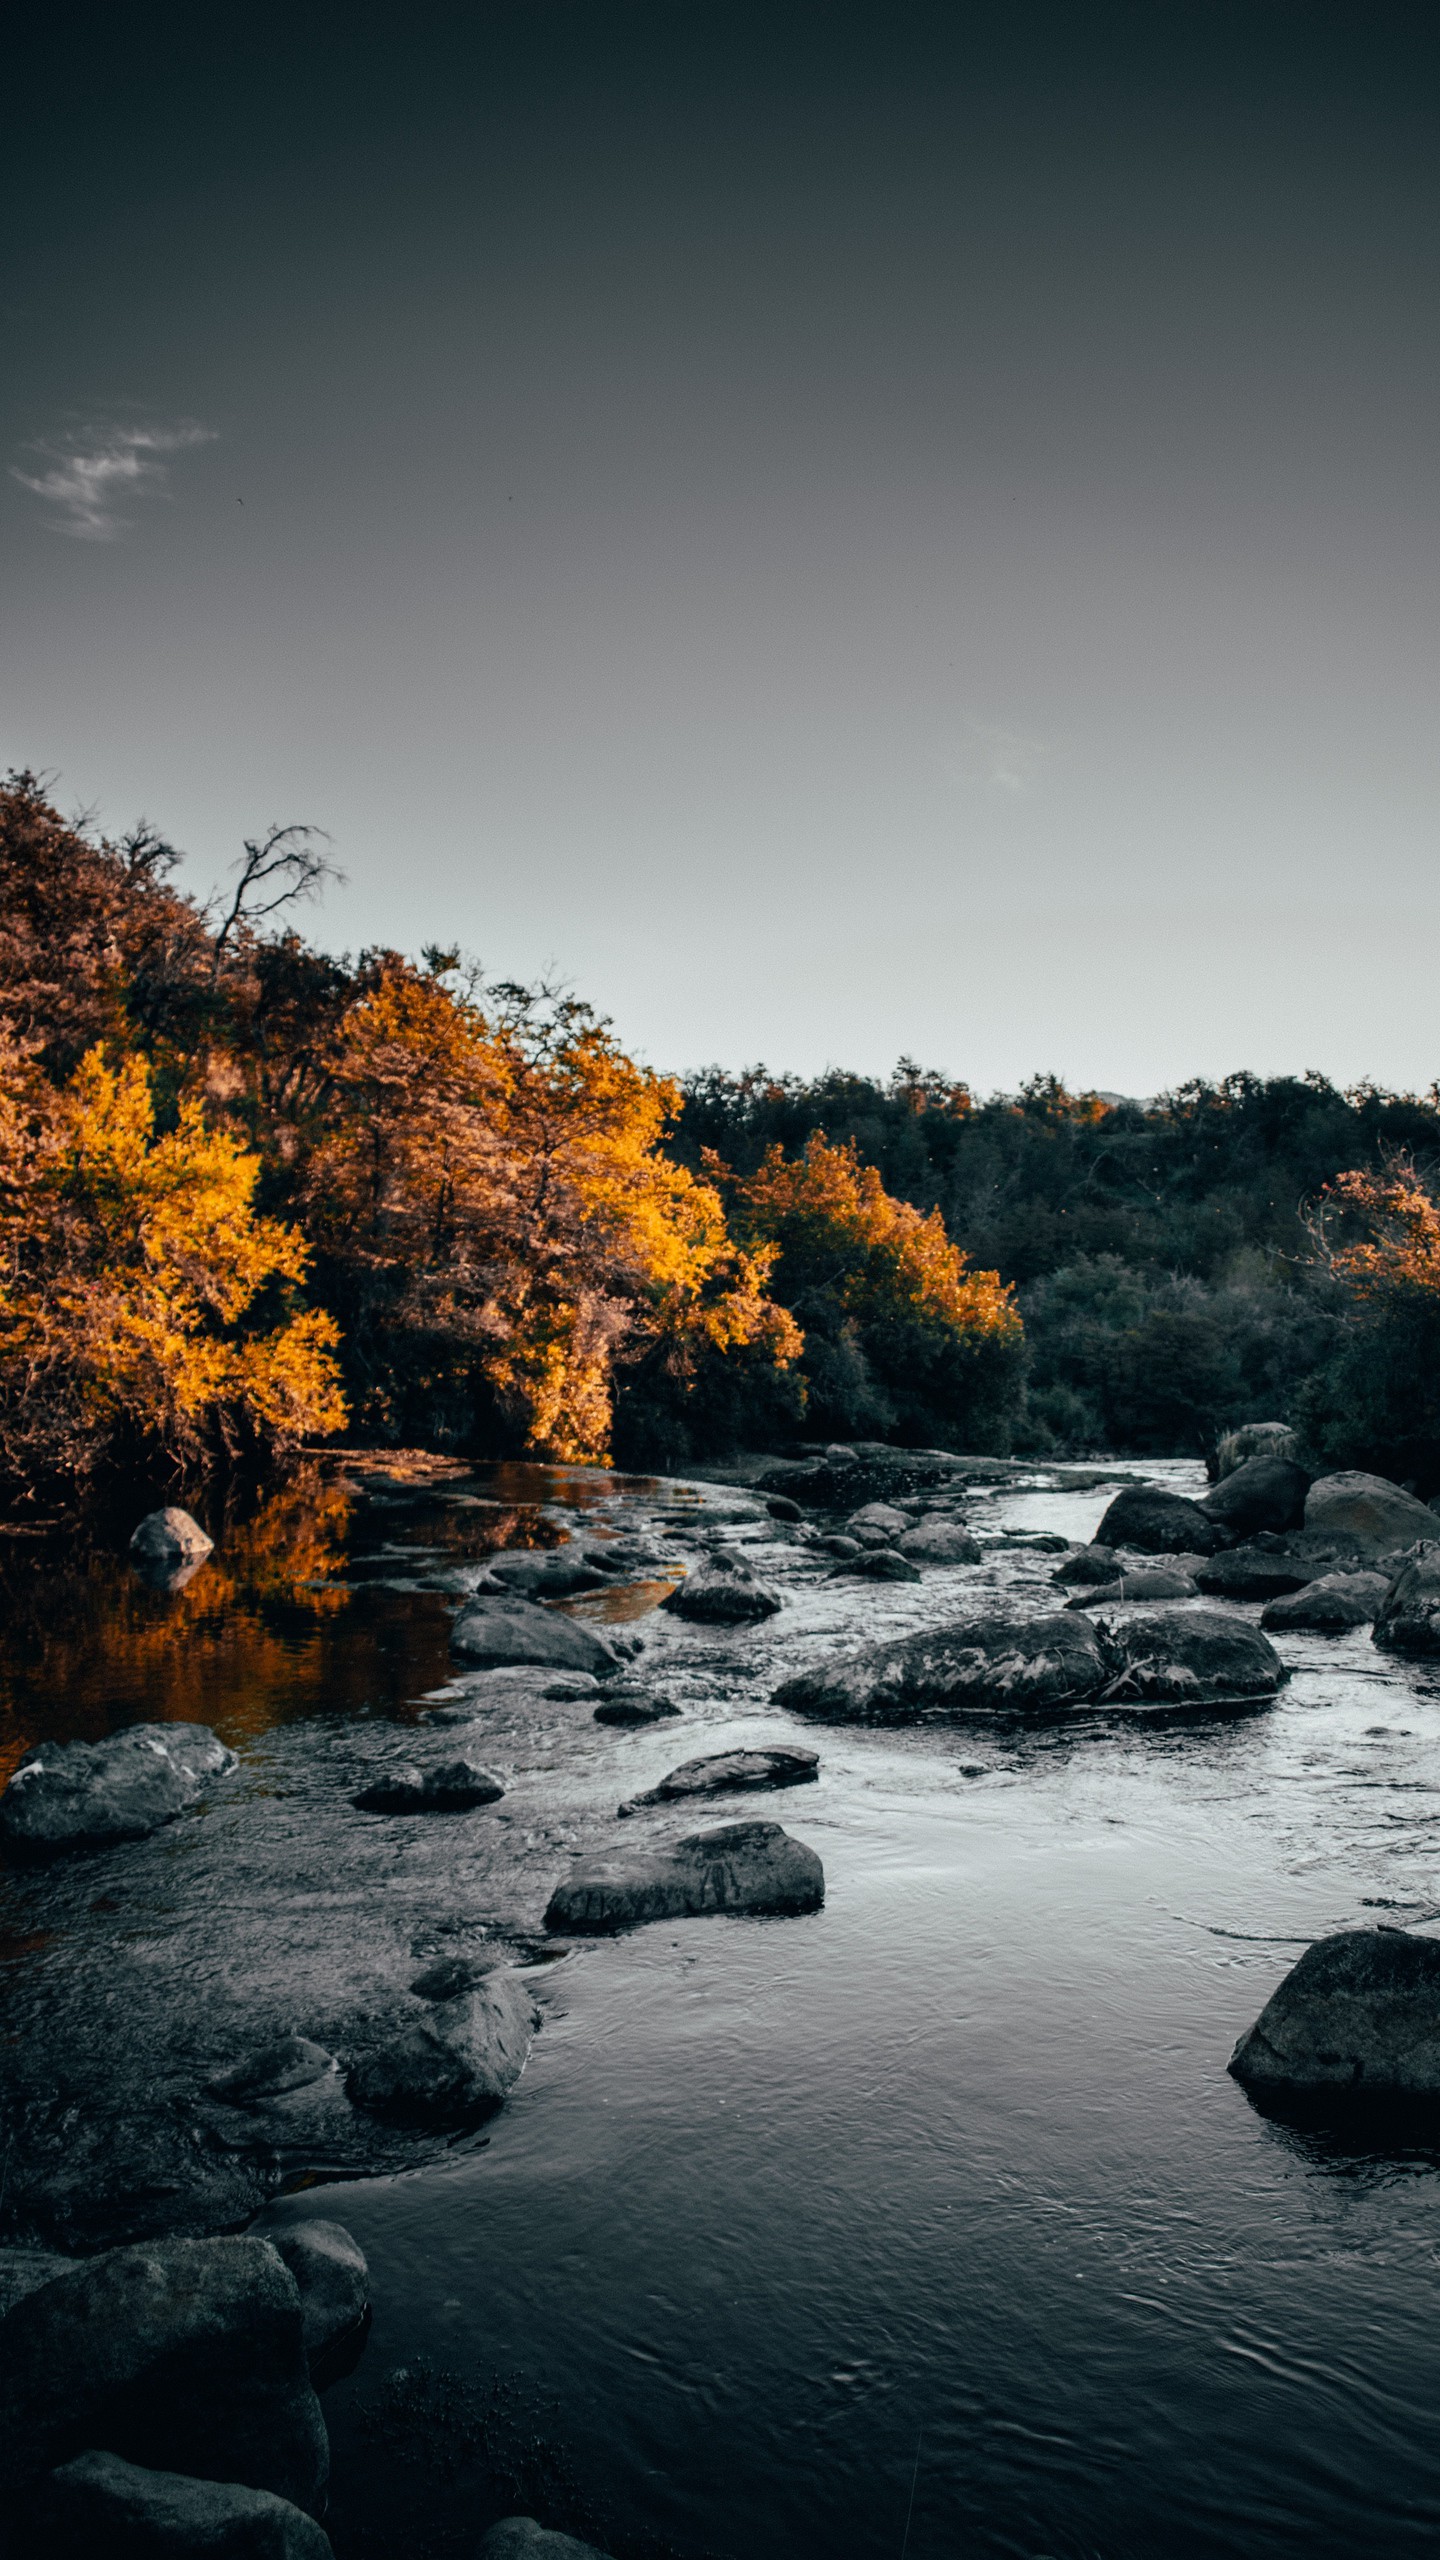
top-left (211, 825), bottom-right (344, 974)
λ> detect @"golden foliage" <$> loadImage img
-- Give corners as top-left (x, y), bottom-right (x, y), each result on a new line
top-left (1315, 1158), bottom-right (1440, 1302)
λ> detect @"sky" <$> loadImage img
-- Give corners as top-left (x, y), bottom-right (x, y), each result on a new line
top-left (3, 1), bottom-right (1438, 1098)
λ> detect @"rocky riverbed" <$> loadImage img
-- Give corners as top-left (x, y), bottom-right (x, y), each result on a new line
top-left (7, 1447), bottom-right (1440, 2557)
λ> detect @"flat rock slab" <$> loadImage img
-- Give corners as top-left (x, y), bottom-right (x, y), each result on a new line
top-left (774, 1613), bottom-right (1109, 1723)
top-left (345, 1967), bottom-right (536, 2130)
top-left (1094, 1485), bottom-right (1222, 1555)
top-left (622, 1746), bottom-right (819, 1811)
top-left (545, 1820), bottom-right (824, 1934)
top-left (1373, 1548), bottom-right (1440, 1655)
top-left (0, 2235), bottom-right (329, 2513)
top-left (660, 1549), bottom-right (782, 1624)
top-left (0, 1723), bottom-right (236, 1860)
top-left (34, 2450), bottom-right (335, 2558)
top-left (1262, 1573), bottom-right (1390, 1631)
top-left (450, 1596), bottom-right (619, 1676)
top-left (1230, 1928), bottom-right (1440, 2095)
top-left (352, 1755), bottom-right (504, 1813)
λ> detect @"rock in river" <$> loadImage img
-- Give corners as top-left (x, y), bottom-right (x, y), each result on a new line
top-left (1065, 1566), bottom-right (1197, 1607)
top-left (1051, 1543), bottom-right (1120, 1586)
top-left (1093, 1608), bottom-right (1285, 1708)
top-left (208, 2037), bottom-right (338, 2104)
top-left (1303, 1470), bottom-right (1439, 1560)
top-left (482, 1550), bottom-right (613, 1599)
top-left (775, 1612), bottom-right (1109, 1722)
top-left (896, 1518), bottom-right (982, 1565)
top-left (0, 1722), bottom-right (236, 1860)
top-left (1261, 1573), bottom-right (1389, 1632)
top-left (33, 2450), bottom-right (335, 2558)
top-left (621, 1745), bottom-right (819, 1810)
top-left (1093, 1484), bottom-right (1223, 1555)
top-left (346, 1963), bottom-right (536, 2129)
top-left (0, 2234), bottom-right (329, 2513)
top-left (660, 1548), bottom-right (782, 1625)
top-left (450, 1595), bottom-right (619, 1677)
top-left (545, 1820), bottom-right (824, 1933)
top-left (353, 1754), bottom-right (504, 1813)
top-left (1372, 1547), bottom-right (1440, 1656)
top-left (831, 1547), bottom-right (921, 1583)
top-left (1195, 1545), bottom-right (1313, 1601)
top-left (482, 2522), bottom-right (613, 2560)
top-left (270, 2221), bottom-right (370, 2367)
top-left (130, 1506), bottom-right (214, 1565)
top-left (1229, 1928), bottom-right (1440, 2096)
top-left (1199, 1454), bottom-right (1310, 1538)
top-left (593, 1688), bottom-right (681, 1725)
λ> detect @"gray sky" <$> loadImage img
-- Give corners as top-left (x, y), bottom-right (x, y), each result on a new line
top-left (4, 3), bottom-right (1437, 1096)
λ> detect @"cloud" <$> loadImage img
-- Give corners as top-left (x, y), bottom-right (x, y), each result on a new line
top-left (945, 717), bottom-right (1054, 796)
top-left (11, 419), bottom-right (215, 539)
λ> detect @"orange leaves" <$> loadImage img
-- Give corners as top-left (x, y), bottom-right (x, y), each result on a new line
top-left (1317, 1159), bottom-right (1440, 1303)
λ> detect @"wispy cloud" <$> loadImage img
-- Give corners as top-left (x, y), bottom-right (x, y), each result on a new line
top-left (11, 418), bottom-right (215, 539)
top-left (945, 717), bottom-right (1054, 796)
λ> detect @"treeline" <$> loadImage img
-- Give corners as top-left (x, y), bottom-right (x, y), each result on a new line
top-left (0, 776), bottom-right (1018, 1499)
top-left (672, 1065), bottom-right (1440, 1485)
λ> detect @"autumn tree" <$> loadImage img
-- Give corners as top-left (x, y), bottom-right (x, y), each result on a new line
top-left (1294, 1155), bottom-right (1440, 1490)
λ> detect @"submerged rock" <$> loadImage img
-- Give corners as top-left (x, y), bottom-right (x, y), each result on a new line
top-left (621, 1745), bottom-right (819, 1811)
top-left (830, 1548), bottom-right (921, 1583)
top-left (346, 1966), bottom-right (536, 2129)
top-left (1093, 1484), bottom-right (1222, 1555)
top-left (450, 1596), bottom-right (619, 1676)
top-left (774, 1612), bottom-right (1108, 1723)
top-left (1065, 1567), bottom-right (1197, 1608)
top-left (1199, 1454), bottom-right (1310, 1538)
top-left (1261, 1573), bottom-right (1389, 1632)
top-left (1303, 1471), bottom-right (1439, 1560)
top-left (660, 1548), bottom-right (782, 1624)
top-left (1372, 1548), bottom-right (1440, 1656)
top-left (0, 2235), bottom-right (329, 2513)
top-left (482, 2521), bottom-right (613, 2560)
top-left (352, 1755), bottom-right (504, 1814)
top-left (34, 2450), bottom-right (335, 2558)
top-left (1229, 1928), bottom-right (1440, 2095)
top-left (0, 1723), bottom-right (236, 1861)
top-left (270, 2222), bottom-right (369, 2368)
top-left (896, 1519), bottom-right (981, 1564)
top-left (545, 1820), bottom-right (824, 1934)
top-left (208, 2038), bottom-right (338, 2105)
top-left (592, 1689), bottom-right (682, 1725)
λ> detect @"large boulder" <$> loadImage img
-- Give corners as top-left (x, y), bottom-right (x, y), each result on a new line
top-left (1199, 1455), bottom-right (1309, 1538)
top-left (130, 1507), bottom-right (214, 1565)
top-left (33, 2450), bottom-right (334, 2557)
top-left (773, 1612), bottom-right (1109, 1723)
top-left (1372, 1547), bottom-right (1440, 1656)
top-left (896, 1518), bottom-right (982, 1565)
top-left (0, 1723), bottom-right (235, 1860)
top-left (353, 1754), bottom-right (504, 1813)
top-left (0, 2236), bottom-right (329, 2513)
top-left (1214, 1422), bottom-right (1299, 1480)
top-left (346, 1961), bottom-right (536, 2130)
top-left (482, 2523), bottom-right (613, 2560)
top-left (269, 2223), bottom-right (369, 2368)
top-left (450, 1596), bottom-right (619, 1677)
top-left (1261, 1573), bottom-right (1389, 1632)
top-left (621, 1746), bottom-right (818, 1810)
top-left (1092, 1484), bottom-right (1223, 1555)
top-left (1229, 1928), bottom-right (1440, 2095)
top-left (545, 1821), bottom-right (824, 1934)
top-left (1195, 1547), bottom-right (1312, 1601)
top-left (1303, 1471), bottom-right (1439, 1560)
top-left (659, 1549), bottom-right (782, 1625)
top-left (1093, 1608), bottom-right (1286, 1708)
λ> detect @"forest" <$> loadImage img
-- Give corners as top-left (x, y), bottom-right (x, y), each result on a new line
top-left (2, 768), bottom-right (1439, 1502)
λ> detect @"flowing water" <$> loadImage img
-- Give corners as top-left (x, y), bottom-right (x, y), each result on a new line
top-left (5, 1457), bottom-right (1440, 2559)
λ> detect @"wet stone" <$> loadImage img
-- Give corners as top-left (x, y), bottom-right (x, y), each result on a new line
top-left (831, 1548), bottom-right (922, 1583)
top-left (545, 1820), bottom-right (824, 1934)
top-left (352, 1755), bottom-right (504, 1814)
top-left (1065, 1567), bottom-right (1197, 1608)
top-left (593, 1690), bottom-right (682, 1725)
top-left (620, 1745), bottom-right (819, 1811)
top-left (0, 1724), bottom-right (236, 1861)
top-left (481, 2521), bottom-right (614, 2560)
top-left (1262, 1573), bottom-right (1390, 1631)
top-left (659, 1548), bottom-right (783, 1625)
top-left (269, 2221), bottom-right (370, 2368)
top-left (345, 1968), bottom-right (536, 2130)
top-left (33, 2451), bottom-right (336, 2559)
top-left (208, 2038), bottom-right (338, 2105)
top-left (449, 1597), bottom-right (619, 1677)
top-left (1230, 1927), bottom-right (1440, 2096)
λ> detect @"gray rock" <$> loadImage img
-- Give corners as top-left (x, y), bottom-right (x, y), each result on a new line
top-left (1261, 1573), bottom-right (1390, 1631)
top-left (1199, 1454), bottom-right (1310, 1538)
top-left (774, 1612), bottom-right (1109, 1723)
top-left (545, 1820), bottom-right (824, 1934)
top-left (481, 2521), bottom-right (613, 2560)
top-left (895, 1519), bottom-right (981, 1564)
top-left (270, 2222), bottom-right (369, 2367)
top-left (621, 1745), bottom-right (819, 1811)
top-left (845, 1501), bottom-right (911, 1540)
top-left (450, 1597), bottom-right (619, 1676)
top-left (659, 1548), bottom-right (782, 1624)
top-left (766, 1494), bottom-right (804, 1521)
top-left (1195, 1546), bottom-right (1312, 1601)
top-left (1093, 1484), bottom-right (1223, 1555)
top-left (593, 1690), bottom-right (681, 1725)
top-left (346, 1967), bottom-right (536, 2129)
top-left (1229, 1928), bottom-right (1440, 2094)
top-left (0, 2246), bottom-right (72, 2320)
top-left (1303, 1470), bottom-right (1440, 1560)
top-left (482, 1551), bottom-right (612, 1598)
top-left (1051, 1543), bottom-right (1120, 1586)
top-left (818, 1534), bottom-right (861, 1557)
top-left (1092, 1607), bottom-right (1286, 1707)
top-left (1065, 1567), bottom-right (1197, 1608)
top-left (1214, 1422), bottom-right (1299, 1479)
top-left (1372, 1546), bottom-right (1440, 1655)
top-left (130, 1507), bottom-right (214, 1564)
top-left (0, 1722), bottom-right (236, 1860)
top-left (540, 1676), bottom-right (599, 1700)
top-left (353, 1754), bottom-right (504, 1813)
top-left (0, 2235), bottom-right (329, 2512)
top-left (35, 2450), bottom-right (335, 2557)
top-left (830, 1548), bottom-right (921, 1583)
top-left (208, 2038), bottom-right (338, 2104)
